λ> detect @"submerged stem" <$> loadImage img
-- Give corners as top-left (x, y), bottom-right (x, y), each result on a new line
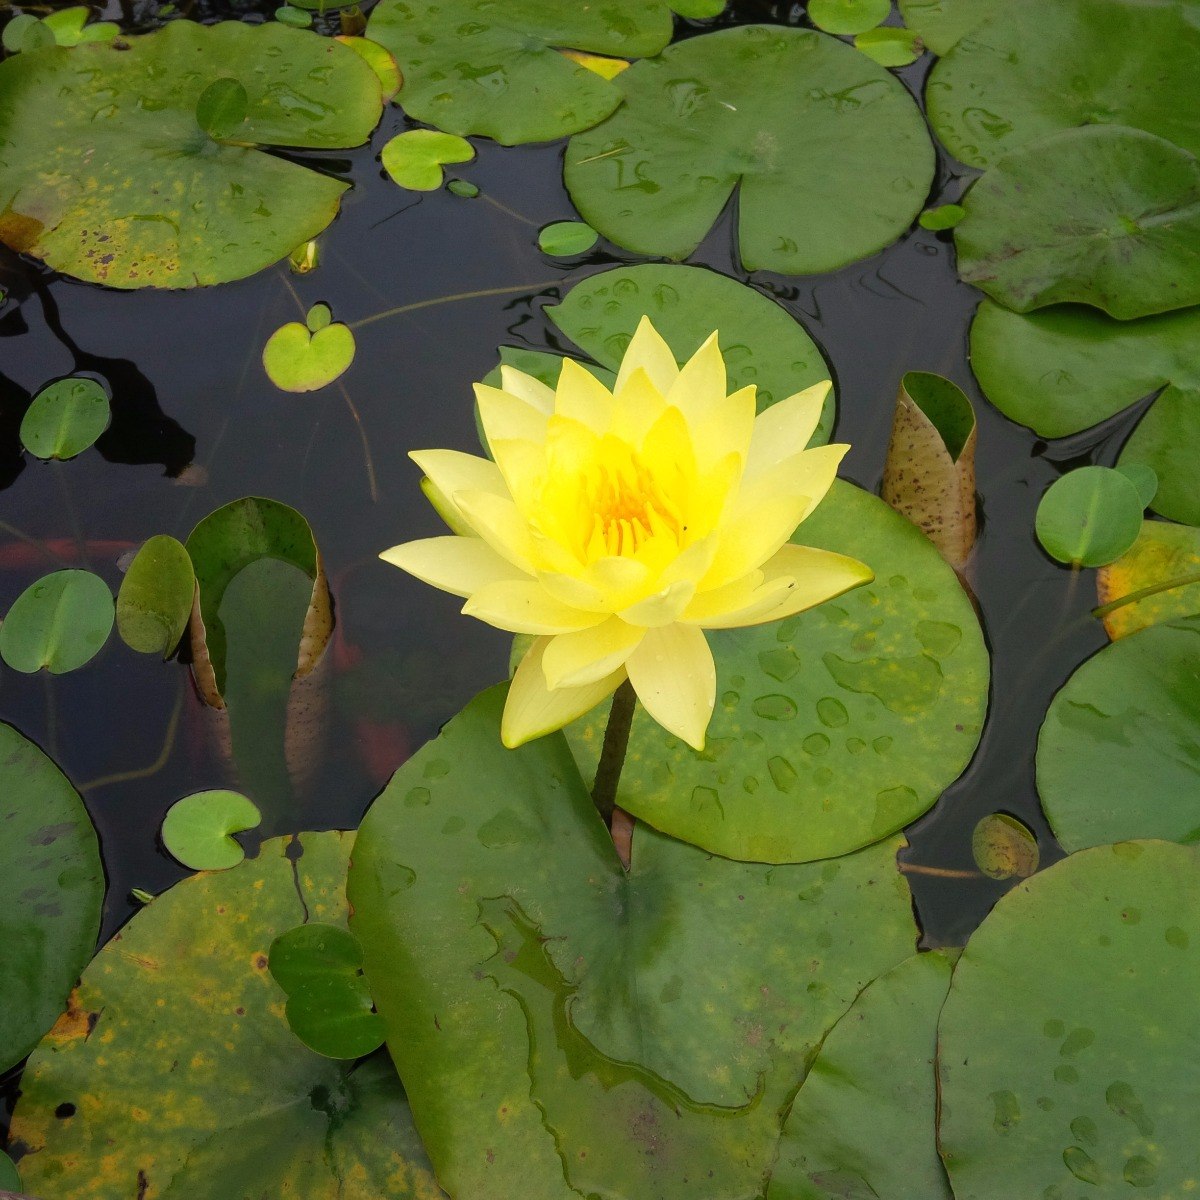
top-left (592, 680), bottom-right (636, 825)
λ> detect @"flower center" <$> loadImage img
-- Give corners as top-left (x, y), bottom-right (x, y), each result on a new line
top-left (581, 441), bottom-right (683, 560)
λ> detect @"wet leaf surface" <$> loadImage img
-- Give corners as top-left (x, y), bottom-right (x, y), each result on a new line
top-left (161, 789), bottom-right (262, 870)
top-left (956, 127), bottom-right (1200, 319)
top-left (766, 951), bottom-right (955, 1200)
top-left (1097, 520), bottom-right (1200, 640)
top-left (971, 813), bottom-right (1039, 880)
top-left (565, 26), bottom-right (934, 274)
top-left (350, 686), bottom-right (919, 1200)
top-left (565, 482), bottom-right (988, 862)
top-left (1034, 467), bottom-right (1145, 568)
top-left (0, 21), bottom-right (383, 288)
top-left (19, 378), bottom-right (111, 461)
top-left (1037, 615), bottom-right (1200, 850)
top-left (9, 832), bottom-right (443, 1200)
top-left (0, 569), bottom-right (114, 675)
top-left (115, 535), bottom-right (195, 657)
top-left (938, 841), bottom-right (1200, 1198)
top-left (0, 723), bottom-right (103, 1074)
top-left (969, 300), bottom-right (1200, 526)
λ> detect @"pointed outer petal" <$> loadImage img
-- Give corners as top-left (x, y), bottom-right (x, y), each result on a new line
top-left (541, 616), bottom-right (645, 689)
top-left (665, 331), bottom-right (726, 427)
top-left (625, 623), bottom-right (716, 751)
top-left (453, 489), bottom-right (538, 572)
top-left (419, 476), bottom-right (475, 537)
top-left (501, 638), bottom-right (625, 748)
top-left (691, 384), bottom-right (757, 474)
top-left (461, 580), bottom-right (605, 635)
top-left (488, 436), bottom-right (545, 512)
top-left (617, 578), bottom-right (696, 627)
top-left (499, 364), bottom-right (555, 414)
top-left (614, 315), bottom-right (679, 395)
top-left (410, 449), bottom-right (508, 518)
top-left (554, 358), bottom-right (615, 432)
top-left (611, 366), bottom-right (668, 444)
top-left (473, 382), bottom-right (551, 450)
top-left (379, 536), bottom-right (528, 599)
top-left (745, 380), bottom-right (833, 478)
top-left (685, 545), bottom-right (874, 629)
top-left (736, 442), bottom-right (848, 523)
top-left (701, 495), bottom-right (816, 592)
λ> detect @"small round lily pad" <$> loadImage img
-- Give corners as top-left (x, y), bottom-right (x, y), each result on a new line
top-left (263, 317), bottom-right (356, 392)
top-left (0, 569), bottom-right (114, 674)
top-left (380, 129), bottom-right (474, 191)
top-left (161, 789), bottom-right (262, 870)
top-left (19, 377), bottom-right (110, 461)
top-left (971, 812), bottom-right (1039, 880)
top-left (115, 534), bottom-right (196, 657)
top-left (855, 26), bottom-right (923, 67)
top-left (195, 77), bottom-right (249, 141)
top-left (808, 0), bottom-right (890, 35)
top-left (538, 220), bottom-right (599, 256)
top-left (919, 203), bottom-right (964, 230)
top-left (1034, 466), bottom-right (1145, 568)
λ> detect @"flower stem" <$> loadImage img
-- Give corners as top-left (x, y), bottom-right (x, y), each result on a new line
top-left (1092, 571), bottom-right (1200, 620)
top-left (592, 680), bottom-right (636, 825)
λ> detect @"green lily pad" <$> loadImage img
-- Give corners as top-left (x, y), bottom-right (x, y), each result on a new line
top-left (855, 26), bottom-right (924, 68)
top-left (808, 0), bottom-right (890, 35)
top-left (1037, 616), bottom-right (1200, 851)
top-left (924, 0), bottom-right (1200, 168)
top-left (366, 0), bottom-right (695, 145)
top-left (1097, 520), bottom-right (1200, 640)
top-left (275, 6), bottom-right (314, 27)
top-left (564, 481), bottom-right (988, 863)
top-left (547, 263), bottom-right (836, 442)
top-left (269, 923), bottom-right (385, 1059)
top-left (537, 220), bottom-right (599, 256)
top-left (381, 130), bottom-right (474, 191)
top-left (564, 26), bottom-right (935, 274)
top-left (938, 840), bottom-right (1200, 1198)
top-left (161, 789), bottom-right (262, 870)
top-left (919, 202), bottom-right (964, 230)
top-left (263, 316), bottom-right (356, 392)
top-left (1034, 466), bottom-right (1145, 568)
top-left (971, 813), bottom-right (1039, 881)
top-left (195, 77), bottom-right (249, 142)
top-left (0, 569), bottom-right (114, 675)
top-left (41, 6), bottom-right (119, 46)
top-left (19, 377), bottom-right (110, 461)
top-left (765, 951), bottom-right (955, 1200)
top-left (115, 534), bottom-right (195, 657)
top-left (1114, 462), bottom-right (1159, 509)
top-left (0, 20), bottom-right (383, 288)
top-left (9, 832), bottom-right (443, 1200)
top-left (0, 723), bottom-right (103, 1074)
top-left (1, 14), bottom-right (54, 53)
top-left (956, 126), bottom-right (1200, 319)
top-left (969, 300), bottom-right (1200, 526)
top-left (0, 1150), bottom-right (19, 1191)
top-left (350, 686), bottom-right (918, 1200)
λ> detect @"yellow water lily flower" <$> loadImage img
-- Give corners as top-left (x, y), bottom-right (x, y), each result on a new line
top-left (381, 318), bottom-right (872, 751)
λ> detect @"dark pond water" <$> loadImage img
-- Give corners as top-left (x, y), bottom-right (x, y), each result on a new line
top-left (0, 0), bottom-right (1128, 1126)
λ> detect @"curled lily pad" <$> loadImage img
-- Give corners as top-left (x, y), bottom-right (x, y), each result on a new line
top-left (1097, 520), bottom-right (1200, 640)
top-left (9, 832), bottom-right (442, 1200)
top-left (0, 569), bottom-right (114, 675)
top-left (971, 813), bottom-right (1039, 881)
top-left (925, 0), bottom-right (1200, 167)
top-left (1034, 466), bottom-right (1145, 568)
top-left (19, 377), bottom-right (110, 461)
top-left (381, 130), bottom-right (474, 191)
top-left (956, 127), bottom-right (1200, 319)
top-left (161, 790), bottom-right (262, 871)
top-left (0, 21), bottom-right (383, 288)
top-left (537, 220), bottom-right (598, 256)
top-left (938, 841), bottom-right (1200, 1198)
top-left (269, 923), bottom-right (385, 1059)
top-left (366, 0), bottom-right (687, 145)
top-left (564, 26), bottom-right (935, 275)
top-left (1037, 615), bottom-right (1200, 850)
top-left (564, 482), bottom-right (988, 863)
top-left (766, 952), bottom-right (955, 1200)
top-left (350, 686), bottom-right (918, 1200)
top-left (0, 723), bottom-right (103, 1074)
top-left (808, 0), bottom-right (890, 35)
top-left (263, 311), bottom-right (356, 392)
top-left (335, 36), bottom-right (403, 102)
top-left (969, 300), bottom-right (1200, 526)
top-left (115, 534), bottom-right (195, 657)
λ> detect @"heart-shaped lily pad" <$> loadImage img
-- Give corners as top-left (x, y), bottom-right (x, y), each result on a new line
top-left (938, 840), bottom-right (1200, 1198)
top-left (350, 686), bottom-right (918, 1200)
top-left (564, 26), bottom-right (935, 275)
top-left (956, 126), bottom-right (1200, 319)
top-left (161, 789), bottom-right (262, 870)
top-left (563, 481), bottom-right (988, 863)
top-left (1097, 520), bottom-right (1200, 640)
top-left (9, 831), bottom-right (442, 1199)
top-left (263, 315), bottom-right (356, 392)
top-left (925, 0), bottom-right (1200, 167)
top-left (0, 569), bottom-right (114, 675)
top-left (366, 0), bottom-right (698, 145)
top-left (115, 534), bottom-right (195, 657)
top-left (1037, 615), bottom-right (1200, 851)
top-left (0, 723), bottom-right (103, 1074)
top-left (381, 130), bottom-right (474, 191)
top-left (766, 951), bottom-right (955, 1200)
top-left (19, 377), bottom-right (110, 461)
top-left (969, 300), bottom-right (1200, 526)
top-left (0, 20), bottom-right (383, 288)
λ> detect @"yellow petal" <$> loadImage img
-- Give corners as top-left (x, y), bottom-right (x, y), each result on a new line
top-left (542, 616), bottom-right (645, 688)
top-left (691, 384), bottom-right (756, 474)
top-left (555, 358), bottom-right (614, 432)
top-left (474, 382), bottom-right (550, 449)
top-left (665, 331), bottom-right (725, 421)
top-left (420, 476), bottom-right (475, 536)
top-left (744, 381), bottom-right (832, 479)
top-left (735, 442), bottom-right (847, 521)
top-left (463, 580), bottom-right (605, 634)
top-left (502, 638), bottom-right (625, 748)
top-left (702, 495), bottom-right (813, 592)
top-left (379, 536), bottom-right (527, 598)
top-left (626, 623), bottom-right (716, 751)
top-left (618, 579), bottom-right (695, 627)
top-left (410, 449), bottom-right (508, 525)
top-left (615, 315), bottom-right (678, 395)
top-left (611, 366), bottom-right (668, 444)
top-left (500, 364), bottom-right (555, 414)
top-left (453, 489), bottom-right (538, 572)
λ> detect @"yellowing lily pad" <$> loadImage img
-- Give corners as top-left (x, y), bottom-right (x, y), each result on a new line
top-left (9, 832), bottom-right (443, 1200)
top-left (565, 26), bottom-right (934, 274)
top-left (381, 129), bottom-right (474, 191)
top-left (263, 316), bottom-right (356, 392)
top-left (161, 789), bottom-right (262, 870)
top-left (971, 812), bottom-right (1039, 880)
top-left (1097, 520), bottom-right (1200, 640)
top-left (19, 377), bottom-right (110, 461)
top-left (115, 534), bottom-right (195, 657)
top-left (0, 21), bottom-right (383, 288)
